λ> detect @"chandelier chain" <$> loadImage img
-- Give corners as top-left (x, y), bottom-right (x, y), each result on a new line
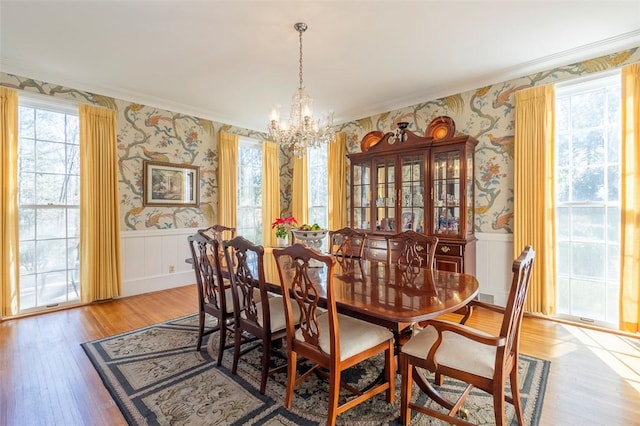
top-left (298, 26), bottom-right (304, 90)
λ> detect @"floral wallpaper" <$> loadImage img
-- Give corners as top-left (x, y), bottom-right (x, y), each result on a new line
top-left (336, 47), bottom-right (640, 233)
top-left (2, 46), bottom-right (639, 234)
top-left (0, 73), bottom-right (263, 231)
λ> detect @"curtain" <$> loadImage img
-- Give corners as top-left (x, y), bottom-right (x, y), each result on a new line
top-left (513, 85), bottom-right (556, 315)
top-left (218, 132), bottom-right (238, 228)
top-left (620, 63), bottom-right (640, 333)
top-left (292, 153), bottom-right (308, 226)
top-left (0, 88), bottom-right (20, 318)
top-left (328, 132), bottom-right (347, 230)
top-left (79, 105), bottom-right (122, 302)
top-left (262, 141), bottom-right (280, 246)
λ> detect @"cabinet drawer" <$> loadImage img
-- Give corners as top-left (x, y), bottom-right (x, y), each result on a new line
top-left (436, 243), bottom-right (462, 257)
top-left (364, 247), bottom-right (388, 261)
top-left (367, 237), bottom-right (388, 250)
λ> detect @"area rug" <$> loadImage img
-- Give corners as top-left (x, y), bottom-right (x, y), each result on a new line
top-left (82, 314), bottom-right (549, 425)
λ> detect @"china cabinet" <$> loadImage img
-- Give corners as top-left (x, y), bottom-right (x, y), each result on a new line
top-left (348, 118), bottom-right (477, 274)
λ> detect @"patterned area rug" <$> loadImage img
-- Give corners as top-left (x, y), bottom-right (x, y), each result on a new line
top-left (82, 314), bottom-right (549, 425)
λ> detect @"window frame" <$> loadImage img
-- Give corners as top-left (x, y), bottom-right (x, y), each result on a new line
top-left (236, 136), bottom-right (263, 244)
top-left (17, 94), bottom-right (81, 313)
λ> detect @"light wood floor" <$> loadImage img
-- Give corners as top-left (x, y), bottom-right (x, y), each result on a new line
top-left (1, 284), bottom-right (638, 426)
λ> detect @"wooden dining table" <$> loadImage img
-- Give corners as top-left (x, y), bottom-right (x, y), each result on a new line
top-left (263, 247), bottom-right (479, 335)
top-left (262, 247), bottom-right (479, 409)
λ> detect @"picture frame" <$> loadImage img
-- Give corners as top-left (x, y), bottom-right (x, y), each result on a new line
top-left (143, 161), bottom-right (199, 207)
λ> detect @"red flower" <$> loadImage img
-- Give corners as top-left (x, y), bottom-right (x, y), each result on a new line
top-left (271, 216), bottom-right (298, 238)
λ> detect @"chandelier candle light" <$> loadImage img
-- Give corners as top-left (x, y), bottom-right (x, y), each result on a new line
top-left (268, 22), bottom-right (336, 157)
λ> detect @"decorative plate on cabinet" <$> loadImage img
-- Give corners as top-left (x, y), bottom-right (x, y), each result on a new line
top-left (361, 131), bottom-right (384, 152)
top-left (426, 116), bottom-right (455, 140)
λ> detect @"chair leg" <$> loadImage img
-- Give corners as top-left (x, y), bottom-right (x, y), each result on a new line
top-left (434, 372), bottom-right (444, 386)
top-left (232, 323), bottom-right (242, 374)
top-left (510, 366), bottom-right (524, 425)
top-left (492, 385), bottom-right (506, 426)
top-left (399, 354), bottom-right (413, 426)
top-left (285, 351), bottom-right (297, 408)
top-left (259, 339), bottom-right (271, 394)
top-left (386, 343), bottom-right (395, 403)
top-left (217, 320), bottom-right (227, 366)
top-left (327, 368), bottom-right (340, 426)
top-left (196, 311), bottom-right (205, 351)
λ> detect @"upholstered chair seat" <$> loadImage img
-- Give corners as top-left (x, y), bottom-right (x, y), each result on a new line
top-left (244, 294), bottom-right (301, 333)
top-left (295, 313), bottom-right (394, 361)
top-left (403, 321), bottom-right (496, 379)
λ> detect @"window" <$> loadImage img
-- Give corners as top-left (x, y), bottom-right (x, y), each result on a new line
top-left (18, 96), bottom-right (80, 312)
top-left (307, 144), bottom-right (328, 228)
top-left (236, 137), bottom-right (262, 244)
top-left (555, 71), bottom-right (621, 328)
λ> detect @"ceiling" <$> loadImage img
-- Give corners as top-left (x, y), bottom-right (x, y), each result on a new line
top-left (2, 1), bottom-right (640, 132)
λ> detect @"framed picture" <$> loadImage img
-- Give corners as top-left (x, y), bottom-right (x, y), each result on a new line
top-left (143, 161), bottom-right (199, 207)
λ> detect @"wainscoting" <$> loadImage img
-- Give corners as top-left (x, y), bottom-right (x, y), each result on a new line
top-left (475, 232), bottom-right (514, 306)
top-left (121, 229), bottom-right (514, 306)
top-left (120, 228), bottom-right (198, 297)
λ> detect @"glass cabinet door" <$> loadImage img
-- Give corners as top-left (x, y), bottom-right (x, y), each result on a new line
top-left (400, 155), bottom-right (425, 232)
top-left (433, 151), bottom-right (461, 236)
top-left (374, 158), bottom-right (396, 232)
top-left (352, 162), bottom-right (371, 230)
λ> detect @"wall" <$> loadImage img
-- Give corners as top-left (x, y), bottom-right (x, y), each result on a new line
top-left (338, 47), bottom-right (640, 235)
top-left (3, 46), bottom-right (639, 301)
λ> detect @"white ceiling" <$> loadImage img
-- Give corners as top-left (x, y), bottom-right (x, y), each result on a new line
top-left (2, 1), bottom-right (640, 132)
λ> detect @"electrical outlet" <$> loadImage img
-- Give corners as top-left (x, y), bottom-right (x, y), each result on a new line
top-left (169, 265), bottom-right (175, 273)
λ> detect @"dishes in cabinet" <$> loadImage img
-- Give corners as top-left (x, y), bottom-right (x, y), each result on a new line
top-left (361, 131), bottom-right (384, 152)
top-left (426, 116), bottom-right (455, 140)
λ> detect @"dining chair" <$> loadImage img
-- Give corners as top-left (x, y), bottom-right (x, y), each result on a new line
top-left (199, 224), bottom-right (236, 268)
top-left (223, 235), bottom-right (300, 394)
top-left (386, 230), bottom-right (438, 268)
top-left (273, 243), bottom-right (395, 426)
top-left (399, 246), bottom-right (536, 426)
top-left (328, 227), bottom-right (367, 258)
top-left (188, 232), bottom-right (236, 364)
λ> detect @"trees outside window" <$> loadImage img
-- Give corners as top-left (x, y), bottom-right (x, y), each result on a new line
top-left (237, 137), bottom-right (262, 244)
top-left (555, 72), bottom-right (621, 327)
top-left (18, 98), bottom-right (80, 312)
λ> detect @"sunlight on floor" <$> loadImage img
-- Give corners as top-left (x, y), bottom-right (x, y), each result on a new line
top-left (563, 324), bottom-right (640, 393)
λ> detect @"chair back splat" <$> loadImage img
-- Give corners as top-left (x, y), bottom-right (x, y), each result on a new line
top-left (399, 245), bottom-right (536, 426)
top-left (386, 230), bottom-right (438, 268)
top-left (223, 235), bottom-right (292, 394)
top-left (273, 243), bottom-right (395, 426)
top-left (328, 227), bottom-right (367, 258)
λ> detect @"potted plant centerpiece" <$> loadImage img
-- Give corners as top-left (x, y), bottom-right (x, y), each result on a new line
top-left (271, 216), bottom-right (297, 246)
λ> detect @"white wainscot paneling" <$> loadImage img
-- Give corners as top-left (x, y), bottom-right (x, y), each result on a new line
top-left (120, 228), bottom-right (199, 297)
top-left (475, 233), bottom-right (514, 306)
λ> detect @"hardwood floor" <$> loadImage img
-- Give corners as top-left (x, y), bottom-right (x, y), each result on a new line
top-left (1, 284), bottom-right (638, 426)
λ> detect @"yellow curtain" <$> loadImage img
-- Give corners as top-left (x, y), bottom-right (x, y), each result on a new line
top-left (262, 141), bottom-right (280, 247)
top-left (620, 63), bottom-right (640, 333)
top-left (218, 132), bottom-right (238, 228)
top-left (513, 85), bottom-right (556, 315)
top-left (79, 105), bottom-right (122, 302)
top-left (0, 88), bottom-right (20, 318)
top-left (328, 132), bottom-right (347, 230)
top-left (292, 153), bottom-right (308, 226)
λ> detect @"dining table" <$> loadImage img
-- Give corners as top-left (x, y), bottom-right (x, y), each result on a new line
top-left (262, 247), bottom-right (480, 410)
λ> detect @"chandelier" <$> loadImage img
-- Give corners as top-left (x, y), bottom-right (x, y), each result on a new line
top-left (268, 22), bottom-right (335, 157)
